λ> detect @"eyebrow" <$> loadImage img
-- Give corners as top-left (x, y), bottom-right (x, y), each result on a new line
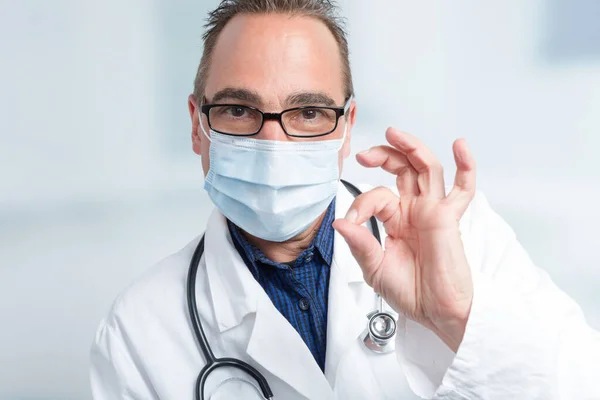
top-left (208, 88), bottom-right (338, 108)
top-left (285, 92), bottom-right (337, 107)
top-left (211, 88), bottom-right (263, 106)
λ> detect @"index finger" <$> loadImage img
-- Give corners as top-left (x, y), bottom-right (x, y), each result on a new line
top-left (356, 145), bottom-right (420, 197)
top-left (385, 127), bottom-right (446, 199)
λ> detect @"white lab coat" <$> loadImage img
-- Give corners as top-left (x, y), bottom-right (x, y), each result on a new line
top-left (90, 182), bottom-right (600, 399)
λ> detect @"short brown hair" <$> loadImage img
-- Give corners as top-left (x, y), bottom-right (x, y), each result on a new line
top-left (194, 0), bottom-right (353, 103)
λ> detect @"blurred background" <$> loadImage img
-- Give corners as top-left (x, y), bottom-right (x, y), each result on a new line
top-left (1, 0), bottom-right (599, 398)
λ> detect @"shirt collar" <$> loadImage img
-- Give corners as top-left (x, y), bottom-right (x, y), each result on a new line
top-left (311, 198), bottom-right (336, 266)
top-left (227, 198), bottom-right (336, 271)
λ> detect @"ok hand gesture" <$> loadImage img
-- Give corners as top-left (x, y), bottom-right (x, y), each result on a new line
top-left (333, 128), bottom-right (477, 352)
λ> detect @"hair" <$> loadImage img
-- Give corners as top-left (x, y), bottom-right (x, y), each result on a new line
top-left (193, 0), bottom-right (353, 103)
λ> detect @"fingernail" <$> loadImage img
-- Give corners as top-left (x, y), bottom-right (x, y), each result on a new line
top-left (345, 209), bottom-right (358, 223)
top-left (357, 148), bottom-right (370, 155)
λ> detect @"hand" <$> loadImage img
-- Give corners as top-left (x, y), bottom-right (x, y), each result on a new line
top-left (332, 127), bottom-right (476, 352)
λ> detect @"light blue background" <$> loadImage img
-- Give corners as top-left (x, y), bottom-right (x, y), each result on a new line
top-left (1, 1), bottom-right (599, 399)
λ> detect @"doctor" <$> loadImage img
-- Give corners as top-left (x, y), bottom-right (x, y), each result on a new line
top-left (90, 0), bottom-right (600, 398)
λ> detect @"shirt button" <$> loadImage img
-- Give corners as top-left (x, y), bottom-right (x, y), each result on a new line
top-left (298, 297), bottom-right (310, 311)
top-left (305, 251), bottom-right (313, 263)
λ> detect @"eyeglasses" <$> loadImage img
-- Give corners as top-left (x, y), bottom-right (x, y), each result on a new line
top-left (200, 97), bottom-right (352, 138)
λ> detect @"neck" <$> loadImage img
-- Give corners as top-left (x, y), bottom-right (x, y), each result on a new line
top-left (243, 211), bottom-right (328, 263)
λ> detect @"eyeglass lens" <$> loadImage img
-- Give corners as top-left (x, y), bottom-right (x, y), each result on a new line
top-left (208, 105), bottom-right (339, 137)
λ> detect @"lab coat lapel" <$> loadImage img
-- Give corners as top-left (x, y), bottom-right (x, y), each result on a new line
top-left (247, 294), bottom-right (334, 399)
top-left (205, 208), bottom-right (333, 399)
top-left (204, 210), bottom-right (259, 332)
top-left (324, 182), bottom-right (372, 386)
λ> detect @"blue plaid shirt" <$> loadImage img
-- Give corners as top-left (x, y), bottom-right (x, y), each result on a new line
top-left (227, 200), bottom-right (336, 372)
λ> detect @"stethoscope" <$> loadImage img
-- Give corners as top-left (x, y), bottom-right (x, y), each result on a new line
top-left (187, 180), bottom-right (397, 399)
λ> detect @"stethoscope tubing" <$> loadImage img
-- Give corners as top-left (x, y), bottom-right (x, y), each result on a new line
top-left (339, 180), bottom-right (382, 243)
top-left (187, 236), bottom-right (274, 399)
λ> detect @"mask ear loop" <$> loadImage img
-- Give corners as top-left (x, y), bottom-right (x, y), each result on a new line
top-left (335, 95), bottom-right (354, 152)
top-left (335, 121), bottom-right (348, 152)
top-left (198, 108), bottom-right (213, 143)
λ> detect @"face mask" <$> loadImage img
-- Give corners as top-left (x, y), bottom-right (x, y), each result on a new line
top-left (200, 119), bottom-right (347, 242)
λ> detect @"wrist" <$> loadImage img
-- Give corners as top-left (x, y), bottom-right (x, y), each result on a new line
top-left (432, 300), bottom-right (472, 353)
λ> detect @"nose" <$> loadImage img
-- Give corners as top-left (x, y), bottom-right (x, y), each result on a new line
top-left (257, 119), bottom-right (288, 141)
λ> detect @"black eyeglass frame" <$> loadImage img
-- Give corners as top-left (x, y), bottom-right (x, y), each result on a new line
top-left (200, 97), bottom-right (352, 138)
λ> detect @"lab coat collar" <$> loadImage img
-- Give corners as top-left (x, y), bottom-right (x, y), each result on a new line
top-left (204, 210), bottom-right (260, 332)
top-left (331, 180), bottom-right (366, 283)
top-left (324, 181), bottom-right (372, 385)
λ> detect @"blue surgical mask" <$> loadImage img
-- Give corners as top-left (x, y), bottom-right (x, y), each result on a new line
top-left (200, 120), bottom-right (347, 242)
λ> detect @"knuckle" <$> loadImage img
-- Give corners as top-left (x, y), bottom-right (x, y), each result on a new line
top-left (425, 162), bottom-right (443, 175)
top-left (373, 185), bottom-right (395, 197)
top-left (371, 145), bottom-right (390, 155)
top-left (350, 192), bottom-right (370, 210)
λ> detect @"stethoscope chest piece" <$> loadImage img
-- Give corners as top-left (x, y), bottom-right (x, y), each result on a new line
top-left (361, 310), bottom-right (397, 354)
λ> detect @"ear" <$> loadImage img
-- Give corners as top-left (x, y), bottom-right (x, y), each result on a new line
top-left (341, 99), bottom-right (357, 159)
top-left (189, 94), bottom-right (203, 156)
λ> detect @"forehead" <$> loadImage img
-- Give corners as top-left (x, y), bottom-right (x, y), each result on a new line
top-left (205, 13), bottom-right (345, 105)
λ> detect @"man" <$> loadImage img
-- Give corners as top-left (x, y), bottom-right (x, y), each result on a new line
top-left (90, 0), bottom-right (600, 398)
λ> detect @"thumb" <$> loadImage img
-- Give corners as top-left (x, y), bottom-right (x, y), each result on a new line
top-left (332, 218), bottom-right (384, 283)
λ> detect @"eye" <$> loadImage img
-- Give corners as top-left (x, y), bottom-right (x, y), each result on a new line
top-left (301, 109), bottom-right (320, 120)
top-left (227, 106), bottom-right (247, 118)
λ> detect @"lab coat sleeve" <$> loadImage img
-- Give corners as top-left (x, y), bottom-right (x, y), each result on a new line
top-left (395, 190), bottom-right (600, 399)
top-left (90, 317), bottom-right (157, 400)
